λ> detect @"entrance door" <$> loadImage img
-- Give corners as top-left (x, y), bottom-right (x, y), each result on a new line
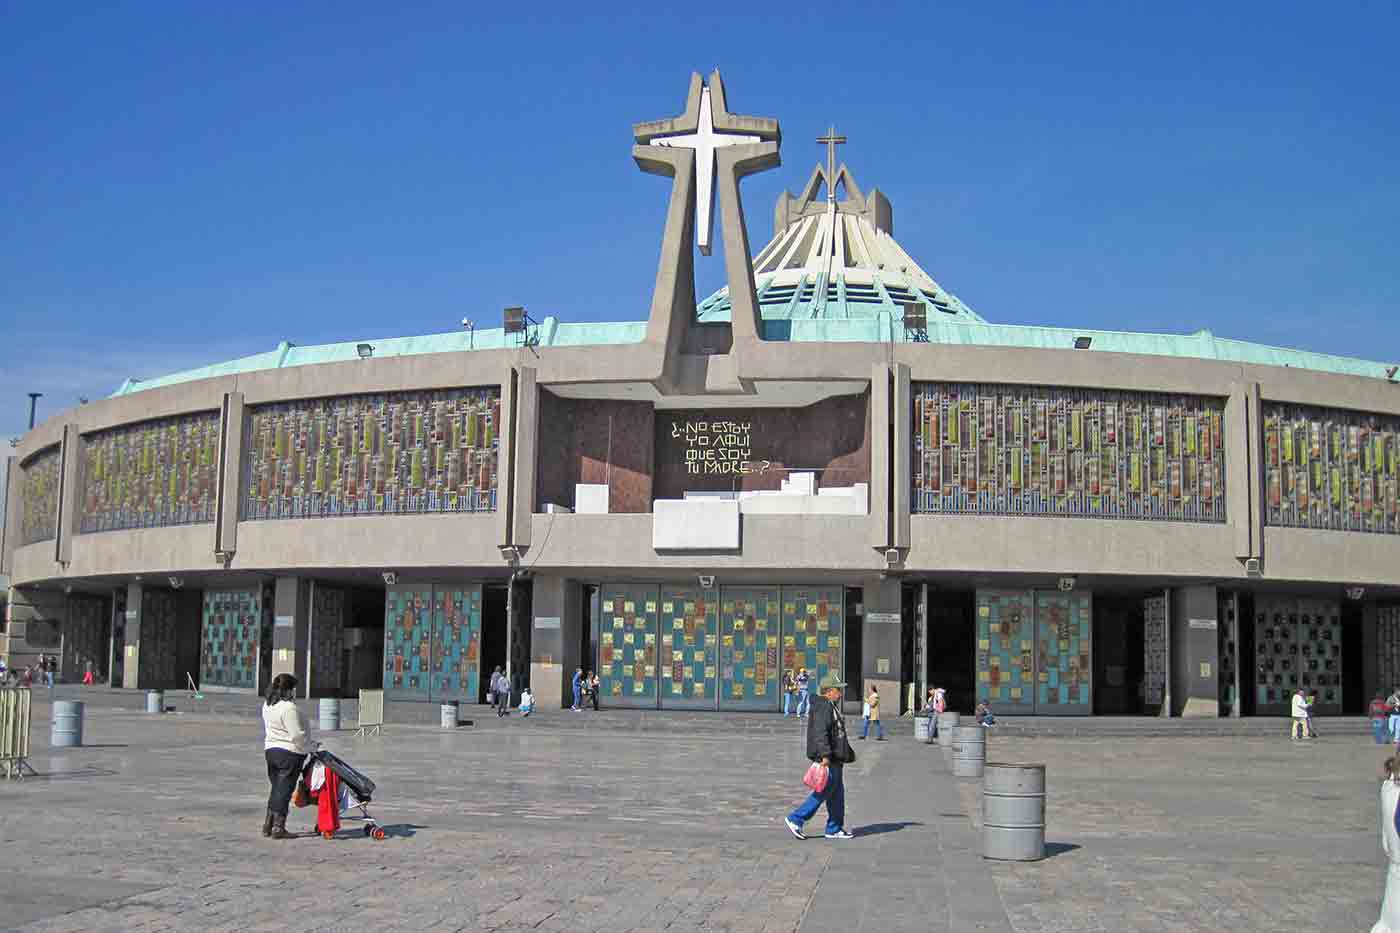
top-left (597, 584), bottom-right (659, 708)
top-left (720, 586), bottom-right (780, 710)
top-left (429, 586), bottom-right (482, 704)
top-left (383, 583), bottom-right (483, 703)
top-left (658, 586), bottom-right (718, 709)
top-left (976, 589), bottom-right (1092, 715)
top-left (781, 586), bottom-right (843, 707)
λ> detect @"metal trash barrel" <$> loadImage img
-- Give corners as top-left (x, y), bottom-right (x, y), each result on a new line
top-left (440, 701), bottom-right (459, 729)
top-left (51, 700), bottom-right (84, 747)
top-left (146, 690), bottom-right (164, 714)
top-left (937, 712), bottom-right (960, 747)
top-left (914, 715), bottom-right (932, 743)
top-left (318, 697), bottom-right (341, 731)
top-left (983, 763), bottom-right (1046, 861)
top-left (951, 725), bottom-right (987, 778)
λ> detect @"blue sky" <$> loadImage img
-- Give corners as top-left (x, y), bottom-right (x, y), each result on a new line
top-left (2, 1), bottom-right (1398, 444)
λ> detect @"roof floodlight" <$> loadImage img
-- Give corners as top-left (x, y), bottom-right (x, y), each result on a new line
top-left (902, 301), bottom-right (927, 332)
top-left (356, 343), bottom-right (374, 359)
top-left (503, 306), bottom-right (526, 335)
top-left (1386, 365), bottom-right (1398, 382)
top-left (1074, 336), bottom-right (1093, 350)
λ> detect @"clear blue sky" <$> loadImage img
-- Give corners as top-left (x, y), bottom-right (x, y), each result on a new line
top-left (3, 1), bottom-right (1398, 443)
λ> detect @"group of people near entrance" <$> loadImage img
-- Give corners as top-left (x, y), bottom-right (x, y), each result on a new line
top-left (0, 653), bottom-right (57, 687)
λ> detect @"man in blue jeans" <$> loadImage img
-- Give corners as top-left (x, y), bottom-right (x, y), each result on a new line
top-left (785, 674), bottom-right (856, 840)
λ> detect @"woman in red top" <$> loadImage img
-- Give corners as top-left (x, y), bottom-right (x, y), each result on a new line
top-left (1375, 693), bottom-right (1395, 745)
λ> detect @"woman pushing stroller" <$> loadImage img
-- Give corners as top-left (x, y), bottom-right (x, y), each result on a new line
top-left (262, 673), bottom-right (313, 839)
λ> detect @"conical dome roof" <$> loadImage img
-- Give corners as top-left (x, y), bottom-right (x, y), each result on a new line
top-left (696, 163), bottom-right (984, 324)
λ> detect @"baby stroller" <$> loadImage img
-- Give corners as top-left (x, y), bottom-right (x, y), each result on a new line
top-left (298, 748), bottom-right (384, 840)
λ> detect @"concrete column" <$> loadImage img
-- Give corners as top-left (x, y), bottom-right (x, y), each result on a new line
top-left (861, 576), bottom-right (903, 713)
top-left (1, 456), bottom-right (18, 576)
top-left (215, 391), bottom-right (245, 558)
top-left (529, 574), bottom-right (581, 709)
top-left (1244, 383), bottom-right (1264, 562)
top-left (496, 371), bottom-right (514, 549)
top-left (1226, 381), bottom-right (1252, 559)
top-left (271, 577), bottom-right (310, 692)
top-left (869, 363), bottom-right (892, 549)
top-left (123, 583), bottom-right (143, 689)
top-left (56, 424), bottom-right (82, 565)
top-left (511, 367), bottom-right (539, 550)
top-left (1170, 585), bottom-right (1220, 718)
top-left (893, 363), bottom-right (912, 550)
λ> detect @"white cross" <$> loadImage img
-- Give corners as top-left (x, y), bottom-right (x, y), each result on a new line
top-left (650, 85), bottom-right (759, 256)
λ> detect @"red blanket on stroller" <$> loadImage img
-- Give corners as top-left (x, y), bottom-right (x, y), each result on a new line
top-left (307, 765), bottom-right (341, 835)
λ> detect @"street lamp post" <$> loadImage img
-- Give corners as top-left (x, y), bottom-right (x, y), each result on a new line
top-left (27, 393), bottom-right (43, 430)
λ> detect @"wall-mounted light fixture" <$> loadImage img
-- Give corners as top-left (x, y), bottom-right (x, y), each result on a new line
top-left (698, 575), bottom-right (715, 589)
top-left (168, 576), bottom-right (184, 590)
top-left (1245, 558), bottom-right (1263, 577)
top-left (1346, 586), bottom-right (1366, 601)
top-left (1073, 336), bottom-right (1093, 350)
top-left (1387, 365), bottom-right (1398, 382)
top-left (356, 343), bottom-right (374, 360)
top-left (381, 571), bottom-right (398, 586)
top-left (1058, 576), bottom-right (1077, 592)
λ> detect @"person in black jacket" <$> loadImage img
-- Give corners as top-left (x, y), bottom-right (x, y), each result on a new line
top-left (784, 674), bottom-right (856, 840)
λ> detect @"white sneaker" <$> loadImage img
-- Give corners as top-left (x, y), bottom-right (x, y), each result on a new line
top-left (824, 829), bottom-right (855, 840)
top-left (784, 818), bottom-right (806, 840)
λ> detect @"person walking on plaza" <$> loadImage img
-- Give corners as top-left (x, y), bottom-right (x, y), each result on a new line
top-left (588, 671), bottom-right (600, 711)
top-left (795, 668), bottom-right (812, 720)
top-left (571, 668), bottom-right (584, 711)
top-left (261, 673), bottom-right (312, 840)
top-left (490, 667), bottom-right (508, 717)
top-left (1389, 689), bottom-right (1400, 744)
top-left (1371, 755), bottom-right (1400, 932)
top-left (859, 684), bottom-right (884, 740)
top-left (929, 686), bottom-right (947, 736)
top-left (45, 654), bottom-right (57, 687)
top-left (1375, 693), bottom-right (1395, 745)
top-left (782, 670), bottom-right (797, 717)
top-left (1290, 689), bottom-right (1312, 741)
top-left (785, 674), bottom-right (856, 840)
top-left (519, 685), bottom-right (535, 716)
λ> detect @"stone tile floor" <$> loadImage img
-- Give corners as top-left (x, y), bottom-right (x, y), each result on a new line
top-left (0, 697), bottom-right (1390, 932)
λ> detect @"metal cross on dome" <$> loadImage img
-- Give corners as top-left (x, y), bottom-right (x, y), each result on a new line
top-left (816, 126), bottom-right (847, 202)
top-left (648, 82), bottom-right (761, 255)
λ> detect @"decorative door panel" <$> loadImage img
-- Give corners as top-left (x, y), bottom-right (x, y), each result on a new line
top-left (384, 585), bottom-right (433, 700)
top-left (598, 585), bottom-right (659, 708)
top-left (201, 588), bottom-right (261, 689)
top-left (720, 587), bottom-right (781, 710)
top-left (1296, 598), bottom-right (1342, 713)
top-left (431, 586), bottom-right (482, 703)
top-left (1033, 592), bottom-right (1092, 713)
top-left (781, 586), bottom-right (843, 698)
top-left (141, 589), bottom-right (180, 689)
top-left (658, 586), bottom-right (718, 709)
top-left (1144, 595), bottom-right (1167, 710)
top-left (976, 590), bottom-right (1036, 713)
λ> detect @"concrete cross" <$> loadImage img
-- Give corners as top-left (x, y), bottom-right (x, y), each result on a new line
top-left (650, 84), bottom-right (760, 256)
top-left (816, 126), bottom-right (846, 202)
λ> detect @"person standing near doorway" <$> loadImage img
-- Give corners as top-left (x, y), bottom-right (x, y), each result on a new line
top-left (490, 666), bottom-right (509, 717)
top-left (784, 674), bottom-right (855, 840)
top-left (795, 668), bottom-right (811, 720)
top-left (782, 670), bottom-right (797, 717)
top-left (860, 684), bottom-right (884, 741)
top-left (571, 668), bottom-right (584, 711)
top-left (589, 671), bottom-right (600, 711)
top-left (1290, 689), bottom-right (1311, 741)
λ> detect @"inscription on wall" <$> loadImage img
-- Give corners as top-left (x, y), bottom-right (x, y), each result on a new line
top-left (671, 419), bottom-right (771, 476)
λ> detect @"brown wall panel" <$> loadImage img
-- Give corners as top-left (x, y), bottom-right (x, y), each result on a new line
top-left (536, 392), bottom-right (655, 514)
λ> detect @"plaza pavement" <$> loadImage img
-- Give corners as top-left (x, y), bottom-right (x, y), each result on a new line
top-left (0, 690), bottom-right (1390, 932)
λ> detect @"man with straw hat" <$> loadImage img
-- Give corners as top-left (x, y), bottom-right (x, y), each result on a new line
top-left (784, 673), bottom-right (856, 840)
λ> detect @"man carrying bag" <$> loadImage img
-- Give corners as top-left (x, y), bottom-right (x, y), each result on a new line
top-left (784, 674), bottom-right (856, 840)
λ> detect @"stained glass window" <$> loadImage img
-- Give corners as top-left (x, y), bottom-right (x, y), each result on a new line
top-left (80, 411), bottom-right (221, 533)
top-left (913, 383), bottom-right (1226, 521)
top-left (242, 387), bottom-right (499, 520)
top-left (19, 447), bottom-right (61, 545)
top-left (1263, 402), bottom-right (1400, 534)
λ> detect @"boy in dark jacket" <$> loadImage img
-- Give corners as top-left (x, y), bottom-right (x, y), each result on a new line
top-left (784, 674), bottom-right (856, 840)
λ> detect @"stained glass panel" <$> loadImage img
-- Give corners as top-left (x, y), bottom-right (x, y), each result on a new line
top-left (597, 584), bottom-right (659, 708)
top-left (384, 586), bottom-right (433, 700)
top-left (431, 586), bottom-right (482, 703)
top-left (657, 586), bottom-right (718, 709)
top-left (201, 588), bottom-right (262, 689)
top-left (720, 586), bottom-right (780, 711)
top-left (976, 590), bottom-right (1036, 713)
top-left (80, 411), bottom-right (221, 533)
top-left (1034, 592), bottom-right (1091, 711)
top-left (780, 586), bottom-right (843, 704)
top-left (20, 447), bottom-right (60, 545)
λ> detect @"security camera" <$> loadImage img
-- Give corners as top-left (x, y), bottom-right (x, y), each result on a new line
top-left (382, 571), bottom-right (398, 586)
top-left (698, 575), bottom-right (715, 589)
top-left (168, 576), bottom-right (184, 590)
top-left (884, 548), bottom-right (901, 566)
top-left (461, 318), bottom-right (475, 329)
top-left (1057, 576), bottom-right (1076, 592)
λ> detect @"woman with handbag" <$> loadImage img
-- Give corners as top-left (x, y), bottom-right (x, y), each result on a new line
top-left (1372, 755), bottom-right (1400, 932)
top-left (262, 673), bottom-right (312, 839)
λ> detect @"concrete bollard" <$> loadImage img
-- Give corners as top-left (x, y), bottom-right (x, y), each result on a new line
top-left (951, 725), bottom-right (986, 778)
top-left (914, 715), bottom-right (932, 743)
top-left (440, 701), bottom-right (459, 729)
top-left (146, 690), bottom-right (164, 714)
top-left (983, 763), bottom-right (1046, 861)
top-left (937, 712), bottom-right (960, 747)
top-left (318, 697), bottom-right (341, 732)
top-left (51, 700), bottom-right (84, 747)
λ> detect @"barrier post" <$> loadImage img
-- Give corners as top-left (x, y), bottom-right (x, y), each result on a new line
top-left (1, 687), bottom-right (37, 779)
top-left (355, 688), bottom-right (384, 739)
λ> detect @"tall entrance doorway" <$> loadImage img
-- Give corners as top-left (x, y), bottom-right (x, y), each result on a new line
top-left (1092, 596), bottom-right (1147, 714)
top-left (926, 590), bottom-right (976, 715)
top-left (976, 589), bottom-right (1092, 716)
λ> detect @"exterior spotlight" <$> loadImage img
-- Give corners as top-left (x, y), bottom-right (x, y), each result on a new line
top-left (503, 306), bottom-right (526, 335)
top-left (1058, 576), bottom-right (1077, 592)
top-left (885, 548), bottom-right (902, 567)
top-left (1073, 336), bottom-right (1092, 350)
top-left (1244, 558), bottom-right (1262, 577)
top-left (214, 550), bottom-right (233, 568)
top-left (498, 545), bottom-right (522, 565)
top-left (64, 585), bottom-right (73, 595)
top-left (698, 575), bottom-right (715, 589)
top-left (1346, 586), bottom-right (1366, 601)
top-left (381, 571), bottom-right (398, 586)
top-left (1387, 366), bottom-right (1398, 382)
top-left (8, 438), bottom-right (17, 448)
top-left (168, 576), bottom-right (184, 590)
top-left (356, 343), bottom-right (374, 359)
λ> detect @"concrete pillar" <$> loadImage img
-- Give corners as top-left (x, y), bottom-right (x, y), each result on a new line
top-left (215, 391), bottom-right (245, 558)
top-left (1170, 585), bottom-right (1220, 718)
top-left (123, 583), bottom-right (143, 689)
top-left (861, 577), bottom-right (903, 714)
top-left (869, 363), bottom-right (892, 549)
top-left (56, 424), bottom-right (82, 565)
top-left (892, 363), bottom-right (912, 551)
top-left (271, 577), bottom-right (310, 693)
top-left (1, 456), bottom-right (18, 576)
top-left (529, 574), bottom-right (581, 709)
top-left (511, 366), bottom-right (539, 550)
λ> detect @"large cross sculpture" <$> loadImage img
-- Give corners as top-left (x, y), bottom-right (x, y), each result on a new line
top-left (633, 71), bottom-right (781, 382)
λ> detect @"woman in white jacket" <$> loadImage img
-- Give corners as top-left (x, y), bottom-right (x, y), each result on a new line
top-left (1374, 756), bottom-right (1400, 933)
top-left (261, 673), bottom-right (312, 839)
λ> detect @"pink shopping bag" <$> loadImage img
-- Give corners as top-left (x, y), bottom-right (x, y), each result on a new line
top-left (802, 762), bottom-right (829, 793)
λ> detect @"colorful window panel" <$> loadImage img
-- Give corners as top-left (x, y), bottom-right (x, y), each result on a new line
top-left (598, 585), bottom-right (659, 707)
top-left (384, 586), bottom-right (434, 700)
top-left (201, 589), bottom-right (262, 689)
top-left (430, 586), bottom-right (482, 703)
top-left (1034, 592), bottom-right (1092, 710)
top-left (720, 587), bottom-right (780, 710)
top-left (781, 586), bottom-right (843, 697)
top-left (913, 383), bottom-right (1226, 522)
top-left (658, 586), bottom-right (718, 709)
top-left (976, 590), bottom-right (1036, 712)
top-left (19, 447), bottom-right (60, 545)
top-left (80, 411), bottom-right (221, 533)
top-left (242, 387), bottom-right (499, 521)
top-left (1263, 402), bottom-right (1400, 534)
